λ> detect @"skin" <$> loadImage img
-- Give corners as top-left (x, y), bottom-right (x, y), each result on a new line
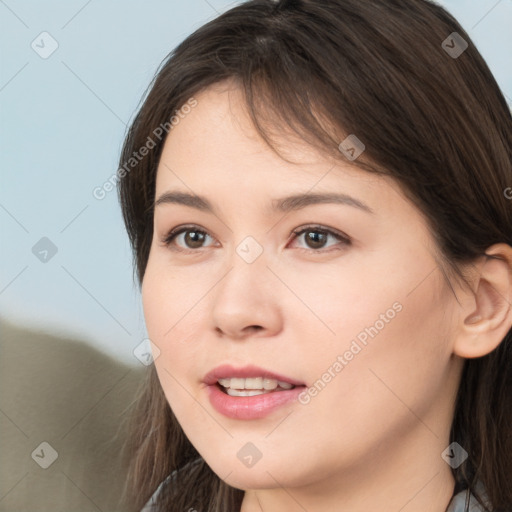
top-left (141, 80), bottom-right (512, 512)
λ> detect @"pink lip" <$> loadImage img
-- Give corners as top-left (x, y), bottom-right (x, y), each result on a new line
top-left (203, 364), bottom-right (306, 420)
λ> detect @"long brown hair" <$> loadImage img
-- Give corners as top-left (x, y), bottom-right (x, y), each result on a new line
top-left (117, 1), bottom-right (512, 510)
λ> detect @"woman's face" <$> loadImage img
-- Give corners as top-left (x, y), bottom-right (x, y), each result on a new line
top-left (142, 82), bottom-right (463, 497)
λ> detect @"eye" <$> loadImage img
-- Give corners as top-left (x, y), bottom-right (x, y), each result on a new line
top-left (160, 224), bottom-right (351, 254)
top-left (161, 225), bottom-right (216, 252)
top-left (289, 225), bottom-right (351, 252)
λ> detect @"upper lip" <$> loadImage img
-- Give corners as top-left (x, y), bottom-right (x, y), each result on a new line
top-left (203, 364), bottom-right (305, 387)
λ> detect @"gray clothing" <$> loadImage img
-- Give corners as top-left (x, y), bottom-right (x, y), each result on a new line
top-left (446, 481), bottom-right (491, 512)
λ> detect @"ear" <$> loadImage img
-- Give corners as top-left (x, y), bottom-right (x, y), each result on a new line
top-left (453, 243), bottom-right (512, 359)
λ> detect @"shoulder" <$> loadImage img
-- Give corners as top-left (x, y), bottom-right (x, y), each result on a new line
top-left (446, 482), bottom-right (493, 512)
top-left (140, 458), bottom-right (203, 512)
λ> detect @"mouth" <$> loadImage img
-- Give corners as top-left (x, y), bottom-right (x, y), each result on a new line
top-left (216, 377), bottom-right (296, 396)
top-left (203, 365), bottom-right (307, 420)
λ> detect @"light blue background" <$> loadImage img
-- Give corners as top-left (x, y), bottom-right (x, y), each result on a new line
top-left (1, 0), bottom-right (511, 366)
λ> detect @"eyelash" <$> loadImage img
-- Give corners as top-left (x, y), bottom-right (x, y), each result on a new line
top-left (160, 224), bottom-right (351, 254)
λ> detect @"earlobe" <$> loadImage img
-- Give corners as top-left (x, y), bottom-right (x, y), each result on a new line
top-left (453, 243), bottom-right (512, 359)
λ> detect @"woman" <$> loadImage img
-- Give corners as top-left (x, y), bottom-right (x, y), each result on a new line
top-left (117, 0), bottom-right (512, 510)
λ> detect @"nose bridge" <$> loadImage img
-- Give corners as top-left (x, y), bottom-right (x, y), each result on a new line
top-left (217, 233), bottom-right (270, 302)
top-left (235, 234), bottom-right (266, 266)
top-left (210, 233), bottom-right (282, 338)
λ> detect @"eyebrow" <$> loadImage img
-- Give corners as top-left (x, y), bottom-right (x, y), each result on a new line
top-left (154, 190), bottom-right (374, 215)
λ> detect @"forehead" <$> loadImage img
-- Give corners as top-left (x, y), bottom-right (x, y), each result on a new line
top-left (157, 83), bottom-right (378, 188)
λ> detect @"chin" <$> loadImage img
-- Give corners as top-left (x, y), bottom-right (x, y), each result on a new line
top-left (218, 467), bottom-right (285, 491)
top-left (201, 451), bottom-right (306, 491)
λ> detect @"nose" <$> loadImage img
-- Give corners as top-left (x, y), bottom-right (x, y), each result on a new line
top-left (210, 246), bottom-right (283, 341)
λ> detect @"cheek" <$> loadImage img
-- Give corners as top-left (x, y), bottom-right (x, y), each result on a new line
top-left (142, 270), bottom-right (209, 441)
top-left (317, 239), bottom-right (451, 364)
top-left (289, 254), bottom-right (410, 368)
top-left (299, 251), bottom-right (455, 427)
top-left (141, 256), bottom-right (205, 343)
top-left (141, 263), bottom-right (196, 402)
top-left (307, 266), bottom-right (455, 435)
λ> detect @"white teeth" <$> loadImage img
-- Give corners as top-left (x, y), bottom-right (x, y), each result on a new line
top-left (226, 389), bottom-right (270, 397)
top-left (217, 377), bottom-right (295, 391)
top-left (230, 378), bottom-right (245, 389)
top-left (263, 378), bottom-right (277, 390)
top-left (245, 377), bottom-right (263, 389)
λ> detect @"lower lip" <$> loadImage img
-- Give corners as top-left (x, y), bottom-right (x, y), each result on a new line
top-left (206, 384), bottom-right (306, 420)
